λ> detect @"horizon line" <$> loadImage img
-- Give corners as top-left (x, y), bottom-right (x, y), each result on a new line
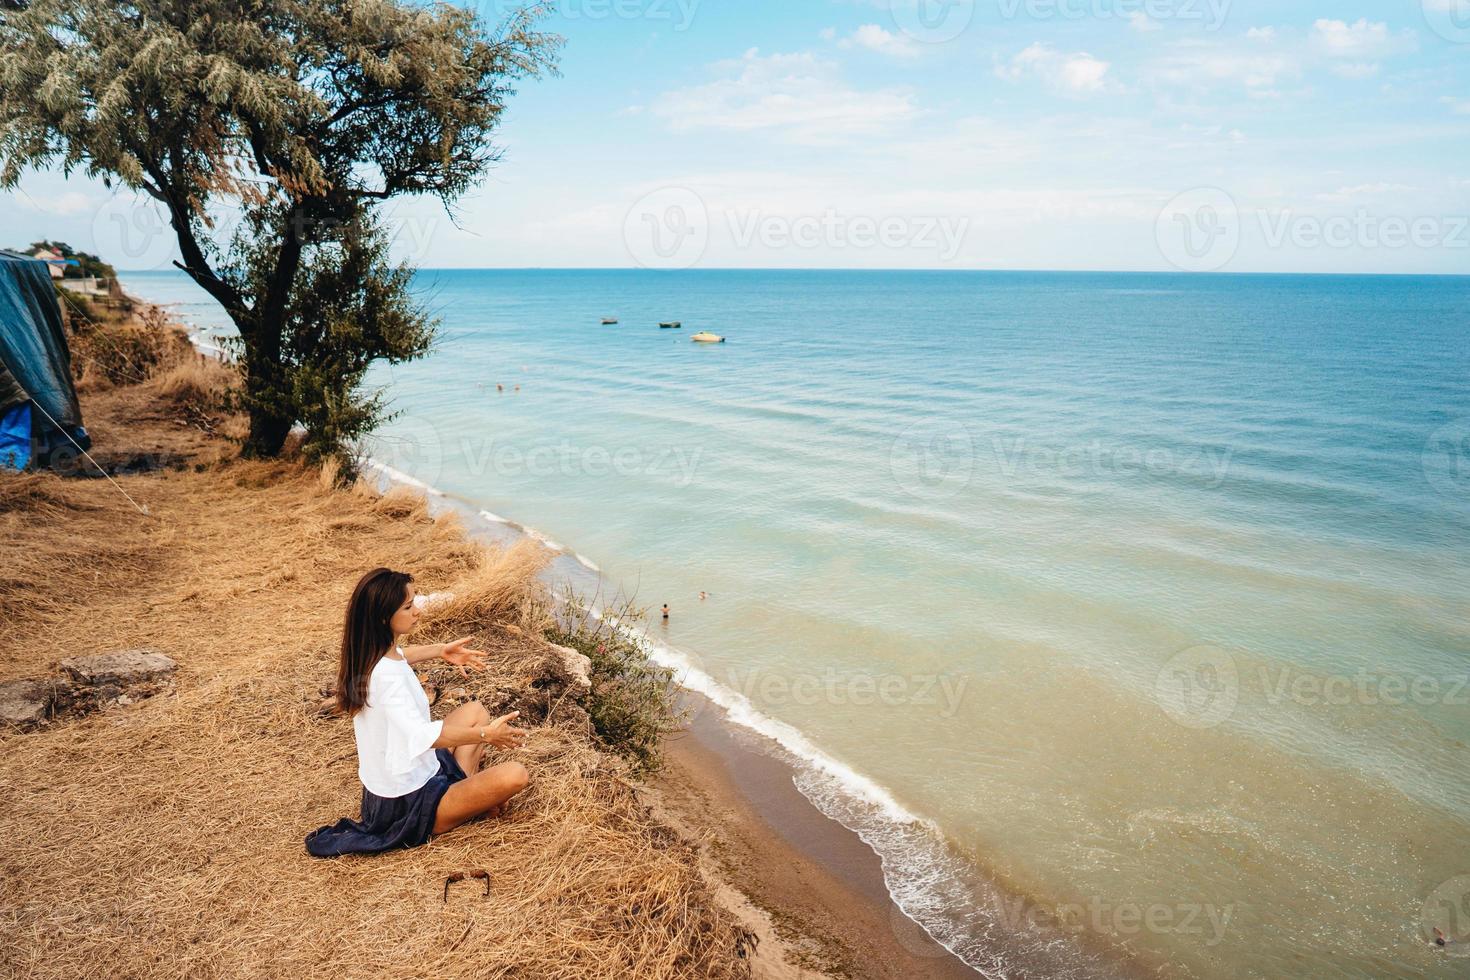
top-left (118, 266), bottom-right (1470, 278)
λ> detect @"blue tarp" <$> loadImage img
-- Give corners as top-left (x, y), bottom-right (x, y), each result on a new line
top-left (0, 250), bottom-right (82, 427)
top-left (0, 402), bottom-right (31, 470)
top-left (0, 250), bottom-right (87, 468)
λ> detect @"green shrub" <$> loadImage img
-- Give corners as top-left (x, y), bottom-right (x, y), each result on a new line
top-left (545, 592), bottom-right (689, 776)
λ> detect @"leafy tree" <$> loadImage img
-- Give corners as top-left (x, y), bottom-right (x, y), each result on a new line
top-left (0, 0), bottom-right (559, 460)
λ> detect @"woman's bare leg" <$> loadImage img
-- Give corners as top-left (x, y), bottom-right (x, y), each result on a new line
top-left (433, 762), bottom-right (531, 835)
top-left (440, 701), bottom-right (491, 775)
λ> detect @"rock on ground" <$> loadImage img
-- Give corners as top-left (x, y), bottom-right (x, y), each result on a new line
top-left (0, 679), bottom-right (57, 727)
top-left (548, 644), bottom-right (594, 691)
top-left (59, 650), bottom-right (178, 687)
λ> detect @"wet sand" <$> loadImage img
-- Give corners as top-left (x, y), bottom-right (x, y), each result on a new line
top-left (646, 690), bottom-right (981, 979)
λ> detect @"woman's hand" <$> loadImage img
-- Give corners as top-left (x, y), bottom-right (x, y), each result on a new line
top-left (441, 637), bottom-right (488, 677)
top-left (480, 710), bottom-right (528, 750)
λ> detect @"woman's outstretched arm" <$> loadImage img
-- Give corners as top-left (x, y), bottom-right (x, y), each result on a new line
top-left (402, 637), bottom-right (487, 670)
top-left (401, 642), bottom-right (447, 665)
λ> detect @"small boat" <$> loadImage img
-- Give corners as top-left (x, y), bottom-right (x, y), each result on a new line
top-left (601, 317), bottom-right (618, 325)
top-left (691, 332), bottom-right (725, 343)
top-left (659, 321), bottom-right (682, 329)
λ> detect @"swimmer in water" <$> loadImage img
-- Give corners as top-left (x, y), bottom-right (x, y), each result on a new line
top-left (496, 383), bottom-right (503, 392)
top-left (698, 591), bottom-right (708, 600)
top-left (1435, 928), bottom-right (1461, 947)
top-left (661, 603), bottom-right (669, 620)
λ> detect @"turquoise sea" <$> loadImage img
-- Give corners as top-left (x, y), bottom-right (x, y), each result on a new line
top-left (125, 268), bottom-right (1470, 978)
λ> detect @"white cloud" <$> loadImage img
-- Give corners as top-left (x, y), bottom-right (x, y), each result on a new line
top-left (837, 24), bottom-right (923, 59)
top-left (1442, 96), bottom-right (1470, 115)
top-left (1314, 182), bottom-right (1415, 203)
top-left (1149, 20), bottom-right (1421, 94)
top-left (1310, 19), bottom-right (1417, 59)
top-left (651, 49), bottom-right (918, 141)
top-left (1129, 11), bottom-right (1162, 33)
top-left (996, 43), bottom-right (1112, 95)
top-left (1302, 19), bottom-right (1417, 83)
top-left (649, 48), bottom-right (911, 141)
top-left (1145, 40), bottom-right (1299, 91)
top-left (15, 189), bottom-right (96, 216)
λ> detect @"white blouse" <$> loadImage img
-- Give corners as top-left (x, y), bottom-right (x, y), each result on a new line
top-left (352, 647), bottom-right (444, 797)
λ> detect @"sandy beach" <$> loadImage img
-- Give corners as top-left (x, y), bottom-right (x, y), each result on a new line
top-left (0, 300), bottom-right (977, 978)
top-left (649, 691), bottom-right (981, 979)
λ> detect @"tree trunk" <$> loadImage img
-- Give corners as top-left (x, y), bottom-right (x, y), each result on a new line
top-left (238, 208), bottom-right (309, 459)
top-left (242, 402), bottom-right (294, 458)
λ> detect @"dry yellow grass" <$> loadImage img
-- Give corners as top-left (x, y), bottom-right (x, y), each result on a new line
top-left (146, 353), bottom-right (238, 409)
top-left (0, 319), bottom-right (753, 978)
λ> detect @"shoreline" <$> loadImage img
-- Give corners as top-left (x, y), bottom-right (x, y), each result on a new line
top-left (649, 689), bottom-right (983, 979)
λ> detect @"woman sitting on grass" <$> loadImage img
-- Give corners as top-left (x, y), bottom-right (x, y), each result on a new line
top-left (306, 567), bottom-right (531, 858)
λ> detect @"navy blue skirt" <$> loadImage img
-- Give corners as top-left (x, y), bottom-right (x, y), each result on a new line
top-left (305, 749), bottom-right (467, 858)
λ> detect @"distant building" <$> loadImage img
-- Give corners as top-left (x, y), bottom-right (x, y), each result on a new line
top-left (29, 247), bottom-right (66, 279)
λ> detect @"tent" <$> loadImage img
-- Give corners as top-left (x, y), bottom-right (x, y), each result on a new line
top-left (0, 249), bottom-right (90, 470)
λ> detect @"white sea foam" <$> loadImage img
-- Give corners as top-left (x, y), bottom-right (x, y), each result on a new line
top-left (478, 509), bottom-right (510, 524)
top-left (652, 640), bottom-right (931, 828)
top-left (359, 458), bottom-right (446, 497)
top-left (521, 526), bottom-right (564, 553)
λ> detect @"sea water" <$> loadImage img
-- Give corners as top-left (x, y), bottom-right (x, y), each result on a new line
top-left (125, 268), bottom-right (1470, 978)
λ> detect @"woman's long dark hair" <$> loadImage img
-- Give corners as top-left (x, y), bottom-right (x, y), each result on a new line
top-left (337, 567), bottom-right (413, 716)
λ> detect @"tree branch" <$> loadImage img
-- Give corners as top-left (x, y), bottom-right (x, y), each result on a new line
top-left (134, 146), bottom-right (248, 322)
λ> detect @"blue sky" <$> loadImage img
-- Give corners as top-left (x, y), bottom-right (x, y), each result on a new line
top-left (5, 0), bottom-right (1469, 273)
